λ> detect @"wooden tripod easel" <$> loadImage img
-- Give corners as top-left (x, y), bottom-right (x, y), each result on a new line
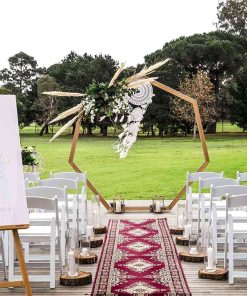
top-left (0, 225), bottom-right (32, 296)
top-left (68, 80), bottom-right (210, 212)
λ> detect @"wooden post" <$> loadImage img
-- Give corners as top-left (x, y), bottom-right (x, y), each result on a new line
top-left (0, 228), bottom-right (32, 296)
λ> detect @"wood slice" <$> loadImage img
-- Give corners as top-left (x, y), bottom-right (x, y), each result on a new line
top-left (170, 227), bottom-right (184, 235)
top-left (60, 272), bottom-right (92, 286)
top-left (81, 237), bottom-right (103, 248)
top-left (75, 253), bottom-right (98, 264)
top-left (176, 236), bottom-right (196, 246)
top-left (94, 226), bottom-right (107, 235)
top-left (198, 268), bottom-right (228, 281)
top-left (179, 252), bottom-right (206, 263)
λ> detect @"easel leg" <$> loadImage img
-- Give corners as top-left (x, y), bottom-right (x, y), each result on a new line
top-left (12, 230), bottom-right (32, 296)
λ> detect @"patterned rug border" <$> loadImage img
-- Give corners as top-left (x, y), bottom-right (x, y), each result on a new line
top-left (91, 218), bottom-right (191, 296)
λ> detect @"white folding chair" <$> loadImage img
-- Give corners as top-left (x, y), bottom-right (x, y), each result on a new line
top-left (9, 196), bottom-right (62, 289)
top-left (185, 171), bottom-right (223, 222)
top-left (49, 173), bottom-right (88, 234)
top-left (39, 178), bottom-right (82, 232)
top-left (24, 178), bottom-right (29, 188)
top-left (0, 231), bottom-right (7, 280)
top-left (23, 172), bottom-right (40, 187)
top-left (50, 171), bottom-right (87, 183)
top-left (209, 185), bottom-right (247, 261)
top-left (237, 171), bottom-right (247, 183)
top-left (225, 193), bottom-right (247, 284)
top-left (26, 186), bottom-right (68, 266)
top-left (198, 177), bottom-right (238, 231)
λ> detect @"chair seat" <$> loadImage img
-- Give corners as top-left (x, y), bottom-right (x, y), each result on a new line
top-left (217, 211), bottom-right (247, 220)
top-left (19, 226), bottom-right (54, 236)
top-left (233, 223), bottom-right (247, 233)
top-left (205, 200), bottom-right (226, 208)
top-left (29, 212), bottom-right (57, 221)
top-left (192, 193), bottom-right (210, 199)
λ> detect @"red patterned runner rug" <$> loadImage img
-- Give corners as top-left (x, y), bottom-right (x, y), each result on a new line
top-left (92, 219), bottom-right (191, 296)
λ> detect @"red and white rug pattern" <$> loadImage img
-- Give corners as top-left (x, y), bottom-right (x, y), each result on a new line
top-left (92, 219), bottom-right (191, 295)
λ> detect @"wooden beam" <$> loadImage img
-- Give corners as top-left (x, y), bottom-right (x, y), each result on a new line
top-left (68, 119), bottom-right (110, 210)
top-left (151, 80), bottom-right (210, 210)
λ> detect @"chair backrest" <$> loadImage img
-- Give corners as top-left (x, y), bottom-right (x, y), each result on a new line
top-left (39, 178), bottom-right (78, 190)
top-left (187, 171), bottom-right (223, 183)
top-left (227, 194), bottom-right (247, 210)
top-left (50, 172), bottom-right (86, 183)
top-left (26, 196), bottom-right (61, 237)
top-left (199, 177), bottom-right (238, 191)
top-left (237, 171), bottom-right (247, 182)
top-left (23, 172), bottom-right (40, 182)
top-left (211, 185), bottom-right (247, 199)
top-left (26, 186), bottom-right (66, 200)
top-left (26, 196), bottom-right (57, 211)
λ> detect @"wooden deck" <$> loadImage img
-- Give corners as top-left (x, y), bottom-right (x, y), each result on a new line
top-left (1, 200), bottom-right (247, 295)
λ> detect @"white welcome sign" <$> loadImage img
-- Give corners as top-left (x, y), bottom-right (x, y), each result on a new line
top-left (0, 95), bottom-right (29, 229)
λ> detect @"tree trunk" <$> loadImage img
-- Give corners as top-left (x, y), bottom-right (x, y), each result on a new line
top-left (159, 126), bottom-right (164, 138)
top-left (100, 125), bottom-right (108, 136)
top-left (39, 121), bottom-right (49, 136)
top-left (193, 122), bottom-right (197, 140)
top-left (86, 124), bottom-right (92, 136)
top-left (71, 123), bottom-right (76, 135)
top-left (206, 122), bottom-right (217, 133)
top-left (151, 125), bottom-right (155, 137)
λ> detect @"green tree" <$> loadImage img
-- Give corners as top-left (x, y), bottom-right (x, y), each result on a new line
top-left (227, 58), bottom-right (247, 131)
top-left (0, 87), bottom-right (12, 94)
top-left (216, 0), bottom-right (247, 36)
top-left (146, 31), bottom-right (247, 132)
top-left (0, 52), bottom-right (45, 125)
top-left (170, 71), bottom-right (217, 139)
top-left (48, 51), bottom-right (118, 135)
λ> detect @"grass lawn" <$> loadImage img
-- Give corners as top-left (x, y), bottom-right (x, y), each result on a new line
top-left (20, 127), bottom-right (247, 200)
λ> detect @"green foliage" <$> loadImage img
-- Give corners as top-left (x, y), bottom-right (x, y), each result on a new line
top-left (0, 52), bottom-right (45, 126)
top-left (145, 31), bottom-right (247, 133)
top-left (0, 87), bottom-right (12, 94)
top-left (227, 58), bottom-right (247, 131)
top-left (216, 0), bottom-right (247, 36)
top-left (47, 51), bottom-right (118, 135)
top-left (21, 146), bottom-right (38, 166)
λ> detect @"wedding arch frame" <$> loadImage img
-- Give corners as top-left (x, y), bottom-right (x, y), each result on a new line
top-left (68, 80), bottom-right (210, 212)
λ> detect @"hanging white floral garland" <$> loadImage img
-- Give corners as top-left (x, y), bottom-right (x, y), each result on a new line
top-left (114, 83), bottom-right (154, 158)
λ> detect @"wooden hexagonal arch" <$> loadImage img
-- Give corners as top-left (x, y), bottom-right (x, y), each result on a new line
top-left (68, 80), bottom-right (209, 212)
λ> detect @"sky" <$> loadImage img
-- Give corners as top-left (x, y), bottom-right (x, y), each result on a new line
top-left (0, 0), bottom-right (218, 69)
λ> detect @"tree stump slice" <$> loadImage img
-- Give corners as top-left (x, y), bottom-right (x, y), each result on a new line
top-left (60, 272), bottom-right (92, 286)
top-left (176, 236), bottom-right (196, 246)
top-left (94, 226), bottom-right (107, 235)
top-left (170, 227), bottom-right (184, 235)
top-left (198, 268), bottom-right (228, 280)
top-left (179, 252), bottom-right (206, 263)
top-left (81, 237), bottom-right (103, 248)
top-left (75, 253), bottom-right (98, 264)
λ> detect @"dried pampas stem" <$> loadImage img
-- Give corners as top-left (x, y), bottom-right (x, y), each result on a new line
top-left (49, 103), bottom-right (83, 124)
top-left (49, 114), bottom-right (81, 142)
top-left (126, 58), bottom-right (170, 83)
top-left (43, 91), bottom-right (85, 97)
top-left (108, 63), bottom-right (125, 88)
top-left (126, 77), bottom-right (158, 89)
